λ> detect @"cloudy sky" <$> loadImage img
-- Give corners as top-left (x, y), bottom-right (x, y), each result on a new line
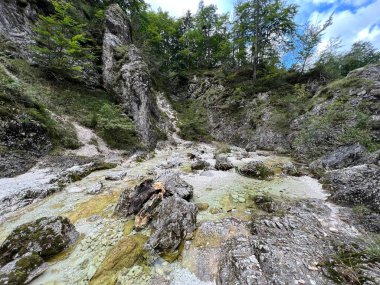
top-left (145, 0), bottom-right (380, 52)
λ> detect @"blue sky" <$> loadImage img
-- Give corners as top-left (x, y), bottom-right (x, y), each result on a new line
top-left (145, 0), bottom-right (380, 52)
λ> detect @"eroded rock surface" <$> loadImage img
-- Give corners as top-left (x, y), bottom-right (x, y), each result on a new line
top-left (102, 4), bottom-right (161, 147)
top-left (324, 164), bottom-right (380, 213)
top-left (147, 196), bottom-right (197, 252)
top-left (310, 144), bottom-right (370, 175)
top-left (215, 200), bottom-right (367, 285)
top-left (114, 179), bottom-right (160, 217)
top-left (215, 155), bottom-right (233, 171)
top-left (237, 161), bottom-right (274, 180)
top-left (0, 216), bottom-right (78, 284)
top-left (158, 172), bottom-right (194, 200)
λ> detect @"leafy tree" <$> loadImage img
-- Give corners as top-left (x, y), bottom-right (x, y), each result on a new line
top-left (32, 0), bottom-right (94, 80)
top-left (341, 41), bottom-right (380, 75)
top-left (112, 0), bottom-right (147, 21)
top-left (313, 37), bottom-right (343, 80)
top-left (141, 9), bottom-right (182, 71)
top-left (234, 0), bottom-right (298, 79)
top-left (296, 14), bottom-right (333, 73)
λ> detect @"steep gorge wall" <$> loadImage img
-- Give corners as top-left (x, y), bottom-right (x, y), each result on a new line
top-left (0, 0), bottom-right (53, 59)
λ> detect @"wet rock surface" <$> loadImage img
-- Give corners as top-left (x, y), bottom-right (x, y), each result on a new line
top-left (0, 216), bottom-right (78, 284)
top-left (0, 157), bottom-right (115, 217)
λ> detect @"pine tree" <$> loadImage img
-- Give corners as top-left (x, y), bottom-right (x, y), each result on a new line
top-left (32, 0), bottom-right (94, 80)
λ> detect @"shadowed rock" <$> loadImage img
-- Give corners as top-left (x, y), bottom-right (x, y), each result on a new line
top-left (158, 172), bottom-right (194, 200)
top-left (114, 179), bottom-right (161, 217)
top-left (191, 159), bottom-right (210, 171)
top-left (215, 155), bottom-right (233, 171)
top-left (147, 196), bottom-right (197, 252)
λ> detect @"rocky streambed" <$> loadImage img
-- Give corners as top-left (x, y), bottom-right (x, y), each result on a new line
top-left (1, 135), bottom-right (378, 285)
top-left (1, 95), bottom-right (379, 285)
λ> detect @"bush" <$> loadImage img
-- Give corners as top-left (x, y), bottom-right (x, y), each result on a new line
top-left (95, 104), bottom-right (140, 150)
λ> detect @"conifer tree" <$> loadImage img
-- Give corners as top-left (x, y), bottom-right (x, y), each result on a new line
top-left (32, 0), bottom-right (94, 79)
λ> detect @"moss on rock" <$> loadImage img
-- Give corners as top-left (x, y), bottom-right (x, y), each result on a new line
top-left (90, 234), bottom-right (148, 285)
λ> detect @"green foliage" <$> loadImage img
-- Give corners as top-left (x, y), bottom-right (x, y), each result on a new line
top-left (341, 41), bottom-right (380, 76)
top-left (139, 2), bottom-right (232, 72)
top-left (293, 77), bottom-right (379, 159)
top-left (366, 237), bottom-right (380, 262)
top-left (32, 0), bottom-right (95, 80)
top-left (295, 14), bottom-right (333, 73)
top-left (0, 59), bottom-right (80, 150)
top-left (323, 239), bottom-right (380, 284)
top-left (93, 104), bottom-right (140, 150)
top-left (313, 40), bottom-right (380, 80)
top-left (173, 99), bottom-right (212, 142)
top-left (234, 0), bottom-right (298, 79)
top-left (1, 57), bottom-right (140, 152)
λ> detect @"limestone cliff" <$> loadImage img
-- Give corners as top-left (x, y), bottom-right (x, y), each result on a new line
top-left (102, 4), bottom-right (162, 148)
top-left (170, 64), bottom-right (380, 161)
top-left (0, 0), bottom-right (53, 59)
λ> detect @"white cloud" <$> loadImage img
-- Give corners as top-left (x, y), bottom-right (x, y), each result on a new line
top-left (310, 0), bottom-right (380, 52)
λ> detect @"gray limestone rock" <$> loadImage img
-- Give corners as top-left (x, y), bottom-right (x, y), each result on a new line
top-left (147, 196), bottom-right (197, 252)
top-left (215, 155), bottom-right (234, 171)
top-left (324, 164), bottom-right (380, 213)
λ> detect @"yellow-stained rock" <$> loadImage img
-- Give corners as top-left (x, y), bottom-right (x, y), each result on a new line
top-left (65, 191), bottom-right (121, 223)
top-left (90, 234), bottom-right (148, 285)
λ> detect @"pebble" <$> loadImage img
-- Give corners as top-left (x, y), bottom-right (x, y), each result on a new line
top-left (238, 197), bottom-right (246, 203)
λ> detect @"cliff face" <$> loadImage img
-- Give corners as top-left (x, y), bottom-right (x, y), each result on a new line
top-left (170, 64), bottom-right (380, 162)
top-left (102, 4), bottom-right (162, 148)
top-left (0, 0), bottom-right (53, 59)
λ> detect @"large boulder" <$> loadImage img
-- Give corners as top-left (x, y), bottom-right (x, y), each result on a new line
top-left (309, 144), bottom-right (369, 175)
top-left (323, 164), bottom-right (380, 213)
top-left (157, 172), bottom-right (193, 200)
top-left (147, 196), bottom-right (197, 252)
top-left (0, 216), bottom-right (78, 265)
top-left (237, 161), bottom-right (274, 180)
top-left (114, 179), bottom-right (161, 217)
top-left (0, 216), bottom-right (78, 284)
top-left (215, 155), bottom-right (233, 171)
top-left (0, 252), bottom-right (45, 285)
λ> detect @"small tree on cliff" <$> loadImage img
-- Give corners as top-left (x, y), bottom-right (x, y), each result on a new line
top-left (32, 0), bottom-right (94, 80)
